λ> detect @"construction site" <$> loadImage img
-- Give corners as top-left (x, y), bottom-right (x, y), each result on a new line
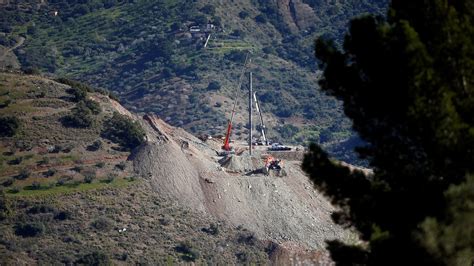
top-left (128, 56), bottom-right (366, 258)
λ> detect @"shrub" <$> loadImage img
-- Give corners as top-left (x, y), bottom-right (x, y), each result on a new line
top-left (115, 161), bottom-right (126, 171)
top-left (237, 230), bottom-right (257, 246)
top-left (77, 251), bottom-right (111, 265)
top-left (71, 165), bottom-right (83, 173)
top-left (0, 190), bottom-right (9, 220)
top-left (102, 112), bottom-right (145, 151)
top-left (202, 223), bottom-right (219, 235)
top-left (2, 178), bottom-right (13, 187)
top-left (8, 157), bottom-right (22, 165)
top-left (91, 217), bottom-right (113, 231)
top-left (175, 241), bottom-right (200, 262)
top-left (27, 204), bottom-right (55, 214)
top-left (105, 173), bottom-right (116, 183)
top-left (83, 171), bottom-right (96, 184)
top-left (29, 181), bottom-right (42, 190)
top-left (255, 14), bottom-right (267, 23)
top-left (56, 175), bottom-right (73, 186)
top-left (87, 140), bottom-right (103, 151)
top-left (8, 187), bottom-right (20, 194)
top-left (43, 168), bottom-right (57, 177)
top-left (207, 81), bottom-right (221, 91)
top-left (70, 86), bottom-right (87, 102)
top-left (15, 168), bottom-right (31, 180)
top-left (224, 50), bottom-right (247, 63)
top-left (14, 222), bottom-right (45, 237)
top-left (200, 4), bottom-right (215, 15)
top-left (239, 10), bottom-right (250, 19)
top-left (95, 162), bottom-right (105, 168)
top-left (54, 210), bottom-right (72, 221)
top-left (37, 157), bottom-right (50, 166)
top-left (62, 101), bottom-right (95, 128)
top-left (84, 99), bottom-right (101, 115)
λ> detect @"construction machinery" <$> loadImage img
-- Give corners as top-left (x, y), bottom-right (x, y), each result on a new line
top-left (219, 53), bottom-right (250, 154)
top-left (222, 99), bottom-right (236, 151)
top-left (263, 155), bottom-right (286, 176)
top-left (253, 92), bottom-right (268, 146)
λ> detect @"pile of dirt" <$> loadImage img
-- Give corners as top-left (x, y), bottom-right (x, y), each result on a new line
top-left (133, 115), bottom-right (351, 254)
top-left (218, 153), bottom-right (264, 173)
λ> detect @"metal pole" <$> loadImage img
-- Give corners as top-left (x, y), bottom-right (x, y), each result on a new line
top-left (249, 72), bottom-right (253, 155)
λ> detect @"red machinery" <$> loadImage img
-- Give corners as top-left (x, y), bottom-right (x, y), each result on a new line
top-left (222, 100), bottom-right (237, 151)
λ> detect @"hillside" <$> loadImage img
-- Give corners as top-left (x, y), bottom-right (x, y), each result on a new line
top-left (0, 73), bottom-right (366, 264)
top-left (0, 0), bottom-right (388, 165)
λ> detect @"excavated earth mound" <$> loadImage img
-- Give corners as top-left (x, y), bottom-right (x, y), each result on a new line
top-left (132, 114), bottom-right (350, 256)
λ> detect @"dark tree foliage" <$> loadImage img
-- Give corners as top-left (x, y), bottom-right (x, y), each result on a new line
top-left (0, 190), bottom-right (9, 221)
top-left (303, 1), bottom-right (474, 265)
top-left (62, 101), bottom-right (96, 128)
top-left (207, 81), bottom-right (221, 91)
top-left (102, 112), bottom-right (145, 151)
top-left (0, 116), bottom-right (20, 137)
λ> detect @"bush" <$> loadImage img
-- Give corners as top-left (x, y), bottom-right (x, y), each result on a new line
top-left (95, 162), bottom-right (105, 168)
top-left (115, 161), bottom-right (126, 171)
top-left (0, 116), bottom-right (20, 137)
top-left (255, 14), bottom-right (267, 24)
top-left (202, 223), bottom-right (219, 235)
top-left (200, 4), bottom-right (215, 15)
top-left (91, 217), bottom-right (113, 231)
top-left (102, 112), bottom-right (145, 151)
top-left (62, 101), bottom-right (96, 128)
top-left (27, 204), bottom-right (55, 214)
top-left (2, 178), bottom-right (13, 187)
top-left (105, 173), bottom-right (116, 183)
top-left (87, 140), bottom-right (103, 151)
top-left (37, 156), bottom-right (50, 166)
top-left (239, 10), bottom-right (250, 19)
top-left (70, 87), bottom-right (87, 102)
top-left (54, 210), bottom-right (72, 221)
top-left (56, 175), bottom-right (73, 186)
top-left (84, 99), bottom-right (101, 115)
top-left (8, 157), bottom-right (22, 165)
top-left (77, 251), bottom-right (111, 265)
top-left (207, 81), bottom-right (221, 91)
top-left (43, 168), bottom-right (57, 177)
top-left (83, 171), bottom-right (96, 183)
top-left (15, 168), bottom-right (31, 180)
top-left (14, 222), bottom-right (45, 237)
top-left (29, 181), bottom-right (42, 190)
top-left (0, 190), bottom-right (9, 220)
top-left (175, 241), bottom-right (200, 262)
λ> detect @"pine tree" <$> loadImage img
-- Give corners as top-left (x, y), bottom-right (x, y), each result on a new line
top-left (303, 0), bottom-right (474, 265)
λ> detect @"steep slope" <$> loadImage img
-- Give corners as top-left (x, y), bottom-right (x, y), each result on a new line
top-left (0, 73), bottom-right (272, 264)
top-left (0, 73), bottom-right (366, 264)
top-left (133, 114), bottom-right (351, 251)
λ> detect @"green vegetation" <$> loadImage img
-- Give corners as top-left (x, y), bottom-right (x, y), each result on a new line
top-left (62, 99), bottom-right (101, 128)
top-left (6, 177), bottom-right (136, 197)
top-left (63, 101), bottom-right (94, 127)
top-left (175, 241), bottom-right (200, 262)
top-left (303, 1), bottom-right (474, 265)
top-left (14, 222), bottom-right (45, 237)
top-left (0, 116), bottom-right (20, 137)
top-left (0, 0), bottom-right (388, 162)
top-left (102, 112), bottom-right (145, 151)
top-left (0, 190), bottom-right (9, 220)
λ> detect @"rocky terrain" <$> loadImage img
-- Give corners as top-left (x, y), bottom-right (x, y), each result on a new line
top-left (0, 73), bottom-right (363, 264)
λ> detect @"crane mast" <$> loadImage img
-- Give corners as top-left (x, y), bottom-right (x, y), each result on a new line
top-left (253, 92), bottom-right (268, 145)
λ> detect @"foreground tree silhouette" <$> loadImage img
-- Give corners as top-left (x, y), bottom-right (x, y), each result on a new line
top-left (303, 1), bottom-right (474, 265)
